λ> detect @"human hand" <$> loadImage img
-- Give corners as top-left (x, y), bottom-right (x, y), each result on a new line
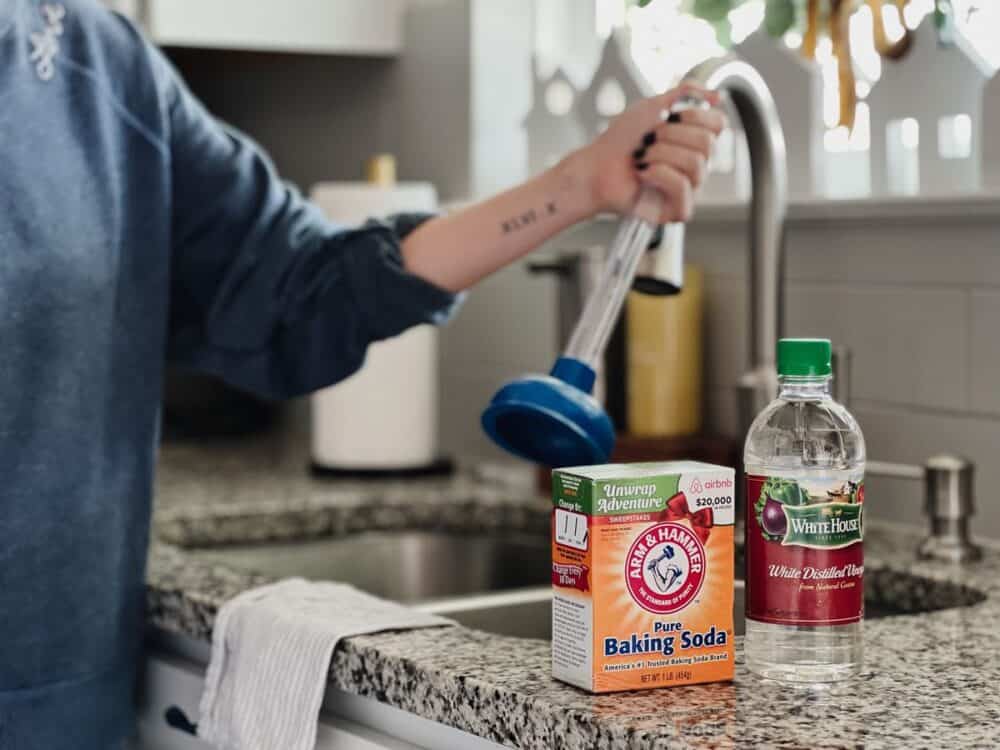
top-left (567, 83), bottom-right (726, 224)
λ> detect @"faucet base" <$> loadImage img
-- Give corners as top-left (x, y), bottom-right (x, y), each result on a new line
top-left (918, 535), bottom-right (983, 564)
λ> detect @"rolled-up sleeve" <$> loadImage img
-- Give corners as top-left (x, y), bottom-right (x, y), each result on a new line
top-left (156, 52), bottom-right (458, 399)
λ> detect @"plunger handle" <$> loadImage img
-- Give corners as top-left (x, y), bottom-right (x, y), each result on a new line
top-left (562, 197), bottom-right (661, 367)
top-left (560, 94), bottom-right (709, 369)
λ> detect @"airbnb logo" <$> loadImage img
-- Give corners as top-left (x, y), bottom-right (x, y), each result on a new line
top-left (705, 478), bottom-right (733, 489)
top-left (690, 479), bottom-right (703, 494)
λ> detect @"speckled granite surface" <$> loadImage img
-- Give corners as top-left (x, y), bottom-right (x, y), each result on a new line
top-left (149, 436), bottom-right (999, 749)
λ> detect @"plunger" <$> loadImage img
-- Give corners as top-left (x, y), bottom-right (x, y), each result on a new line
top-left (482, 95), bottom-right (708, 466)
top-left (482, 184), bottom-right (666, 467)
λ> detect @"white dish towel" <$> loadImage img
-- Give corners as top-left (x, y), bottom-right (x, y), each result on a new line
top-left (198, 578), bottom-right (454, 750)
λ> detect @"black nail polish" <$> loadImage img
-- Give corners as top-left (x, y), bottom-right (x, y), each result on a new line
top-left (636, 161), bottom-right (649, 171)
top-left (667, 112), bottom-right (682, 124)
top-left (647, 225), bottom-right (664, 250)
top-left (642, 131), bottom-right (656, 147)
top-left (632, 147), bottom-right (646, 160)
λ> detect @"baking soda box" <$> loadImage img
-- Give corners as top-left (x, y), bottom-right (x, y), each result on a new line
top-left (551, 461), bottom-right (735, 692)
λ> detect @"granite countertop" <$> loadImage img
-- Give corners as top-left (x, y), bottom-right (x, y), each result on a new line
top-left (148, 435), bottom-right (1000, 750)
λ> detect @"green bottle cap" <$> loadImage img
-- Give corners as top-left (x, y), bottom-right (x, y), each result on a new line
top-left (777, 338), bottom-right (832, 377)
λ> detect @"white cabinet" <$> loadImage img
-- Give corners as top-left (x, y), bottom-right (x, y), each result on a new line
top-left (104, 0), bottom-right (405, 56)
top-left (138, 652), bottom-right (421, 749)
top-left (137, 637), bottom-right (506, 750)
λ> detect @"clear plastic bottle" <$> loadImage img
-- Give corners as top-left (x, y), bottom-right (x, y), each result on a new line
top-left (743, 339), bottom-right (866, 684)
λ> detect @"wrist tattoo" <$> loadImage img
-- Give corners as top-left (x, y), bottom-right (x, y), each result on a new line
top-left (501, 200), bottom-right (558, 235)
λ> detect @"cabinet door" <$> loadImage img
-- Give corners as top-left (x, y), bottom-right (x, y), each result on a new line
top-left (145, 0), bottom-right (403, 55)
top-left (314, 720), bottom-right (422, 750)
top-left (138, 652), bottom-right (422, 750)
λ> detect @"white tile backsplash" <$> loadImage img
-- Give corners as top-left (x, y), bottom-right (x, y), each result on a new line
top-left (854, 401), bottom-right (1000, 535)
top-left (787, 283), bottom-right (969, 411)
top-left (685, 223), bottom-right (750, 278)
top-left (438, 372), bottom-right (510, 461)
top-left (440, 263), bottom-right (558, 372)
top-left (701, 274), bottom-right (749, 389)
top-left (704, 385), bottom-right (741, 439)
top-left (970, 290), bottom-right (1000, 415)
top-left (784, 220), bottom-right (1000, 286)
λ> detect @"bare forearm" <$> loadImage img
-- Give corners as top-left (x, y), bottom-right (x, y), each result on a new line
top-left (401, 154), bottom-right (596, 292)
top-left (400, 84), bottom-right (724, 293)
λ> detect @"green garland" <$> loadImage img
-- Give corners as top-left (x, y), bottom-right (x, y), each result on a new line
top-left (635, 0), bottom-right (956, 48)
top-left (635, 0), bottom-right (801, 45)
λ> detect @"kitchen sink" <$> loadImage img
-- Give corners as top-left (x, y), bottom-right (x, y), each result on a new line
top-left (416, 583), bottom-right (915, 640)
top-left (183, 530), bottom-right (975, 641)
top-left (187, 531), bottom-right (551, 603)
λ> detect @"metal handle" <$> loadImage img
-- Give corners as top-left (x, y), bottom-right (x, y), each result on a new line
top-left (165, 706), bottom-right (198, 736)
top-left (526, 257), bottom-right (571, 276)
top-left (634, 223), bottom-right (685, 296)
top-left (866, 460), bottom-right (924, 481)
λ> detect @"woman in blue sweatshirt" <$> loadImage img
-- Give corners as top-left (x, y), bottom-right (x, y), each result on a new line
top-left (0, 1), bottom-right (723, 746)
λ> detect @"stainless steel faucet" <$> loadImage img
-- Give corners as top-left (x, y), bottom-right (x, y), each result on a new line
top-left (683, 56), bottom-right (789, 432)
top-left (636, 56), bottom-right (785, 534)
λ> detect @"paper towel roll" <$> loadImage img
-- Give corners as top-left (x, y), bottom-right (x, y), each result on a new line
top-left (309, 182), bottom-right (442, 471)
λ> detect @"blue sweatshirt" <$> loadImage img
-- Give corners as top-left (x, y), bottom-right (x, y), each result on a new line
top-left (0, 2), bottom-right (458, 747)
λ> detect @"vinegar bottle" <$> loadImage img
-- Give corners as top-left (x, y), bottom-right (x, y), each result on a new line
top-left (743, 338), bottom-right (866, 683)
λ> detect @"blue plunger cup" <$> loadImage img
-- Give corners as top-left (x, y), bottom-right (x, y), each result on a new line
top-left (482, 185), bottom-right (665, 467)
top-left (482, 95), bottom-right (707, 467)
top-left (481, 356), bottom-right (614, 468)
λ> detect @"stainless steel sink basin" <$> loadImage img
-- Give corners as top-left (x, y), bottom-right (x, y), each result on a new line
top-left (188, 531), bottom-right (551, 603)
top-left (186, 530), bottom-right (981, 641)
top-left (416, 583), bottom-right (914, 640)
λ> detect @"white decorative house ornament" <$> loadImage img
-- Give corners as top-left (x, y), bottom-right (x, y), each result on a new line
top-left (523, 59), bottom-right (586, 176)
top-left (867, 17), bottom-right (991, 196)
top-left (524, 29), bottom-right (653, 177)
top-left (574, 30), bottom-right (654, 140)
top-left (29, 3), bottom-right (65, 81)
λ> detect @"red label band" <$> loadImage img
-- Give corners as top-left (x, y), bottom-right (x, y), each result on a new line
top-left (745, 475), bottom-right (864, 627)
top-left (552, 562), bottom-right (590, 592)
